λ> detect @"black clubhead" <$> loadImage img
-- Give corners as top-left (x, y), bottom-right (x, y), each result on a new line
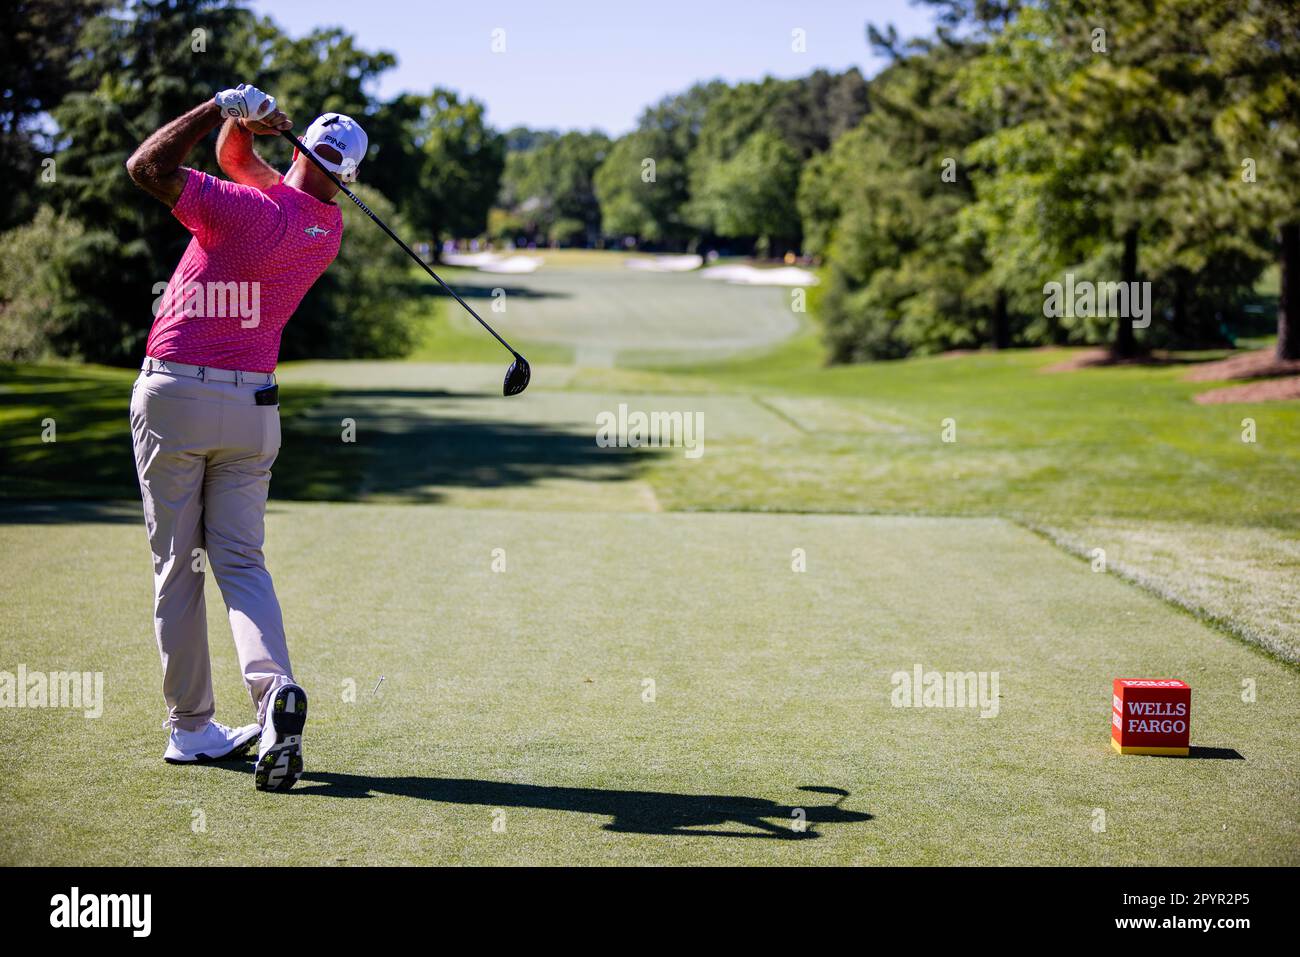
top-left (503, 354), bottom-right (531, 396)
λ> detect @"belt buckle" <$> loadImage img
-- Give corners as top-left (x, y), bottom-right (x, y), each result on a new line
top-left (197, 365), bottom-right (206, 381)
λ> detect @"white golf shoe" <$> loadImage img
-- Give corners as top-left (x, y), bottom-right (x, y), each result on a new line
top-left (163, 719), bottom-right (261, 764)
top-left (254, 683), bottom-right (307, 792)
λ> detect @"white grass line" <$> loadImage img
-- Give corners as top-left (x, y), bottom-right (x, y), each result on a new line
top-left (1028, 521), bottom-right (1300, 666)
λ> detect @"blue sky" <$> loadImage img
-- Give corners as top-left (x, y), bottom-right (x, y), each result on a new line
top-left (249, 0), bottom-right (938, 134)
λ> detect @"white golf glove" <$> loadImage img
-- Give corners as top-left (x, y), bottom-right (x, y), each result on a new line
top-left (214, 84), bottom-right (276, 122)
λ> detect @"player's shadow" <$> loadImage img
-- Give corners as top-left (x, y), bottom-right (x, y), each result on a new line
top-left (289, 773), bottom-right (871, 839)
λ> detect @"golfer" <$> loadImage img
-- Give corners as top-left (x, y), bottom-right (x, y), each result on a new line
top-left (125, 84), bottom-right (367, 791)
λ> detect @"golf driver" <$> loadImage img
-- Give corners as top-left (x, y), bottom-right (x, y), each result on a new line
top-left (280, 129), bottom-right (530, 397)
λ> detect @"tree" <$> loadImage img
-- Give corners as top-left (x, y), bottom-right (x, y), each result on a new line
top-left (1209, 3), bottom-right (1300, 359)
top-left (39, 0), bottom-right (413, 363)
top-left (593, 82), bottom-right (724, 248)
top-left (49, 0), bottom-right (266, 363)
top-left (498, 130), bottom-right (609, 246)
top-left (955, 3), bottom-right (1108, 349)
top-left (800, 32), bottom-right (989, 360)
top-left (956, 0), bottom-right (1268, 355)
top-left (0, 207), bottom-right (86, 359)
top-left (769, 68), bottom-right (870, 158)
top-left (686, 70), bottom-right (870, 254)
top-left (366, 89), bottom-right (504, 254)
top-left (690, 131), bottom-right (801, 256)
top-left (248, 23), bottom-right (397, 170)
top-left (283, 185), bottom-right (417, 360)
top-left (0, 0), bottom-right (109, 229)
top-left (685, 78), bottom-right (796, 250)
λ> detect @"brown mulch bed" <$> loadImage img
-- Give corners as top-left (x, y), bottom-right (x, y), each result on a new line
top-left (1035, 344), bottom-right (1300, 402)
top-left (1193, 377), bottom-right (1300, 404)
top-left (1183, 348), bottom-right (1300, 382)
top-left (1040, 348), bottom-right (1109, 372)
top-left (1039, 348), bottom-right (1186, 373)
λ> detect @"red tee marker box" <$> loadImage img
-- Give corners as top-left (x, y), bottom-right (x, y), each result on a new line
top-left (1111, 679), bottom-right (1191, 756)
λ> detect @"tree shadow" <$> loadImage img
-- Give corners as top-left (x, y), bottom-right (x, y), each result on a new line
top-left (0, 499), bottom-right (141, 525)
top-left (275, 396), bottom-right (654, 501)
top-left (216, 765), bottom-right (872, 839)
top-left (0, 367), bottom-right (654, 513)
top-left (0, 366), bottom-right (141, 509)
top-left (419, 281), bottom-right (570, 302)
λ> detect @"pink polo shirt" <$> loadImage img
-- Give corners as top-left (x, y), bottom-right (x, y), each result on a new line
top-left (146, 169), bottom-right (343, 373)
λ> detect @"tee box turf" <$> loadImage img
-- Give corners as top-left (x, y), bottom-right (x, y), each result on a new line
top-left (1111, 679), bottom-right (1191, 756)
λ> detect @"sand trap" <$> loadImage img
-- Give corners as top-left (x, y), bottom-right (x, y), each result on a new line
top-left (442, 251), bottom-right (542, 274)
top-left (442, 251), bottom-right (500, 267)
top-left (699, 264), bottom-right (818, 286)
top-left (625, 254), bottom-right (704, 272)
top-left (478, 256), bottom-right (543, 274)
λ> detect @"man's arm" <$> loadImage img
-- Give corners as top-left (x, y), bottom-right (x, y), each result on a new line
top-left (216, 118), bottom-right (283, 190)
top-left (124, 100), bottom-right (223, 207)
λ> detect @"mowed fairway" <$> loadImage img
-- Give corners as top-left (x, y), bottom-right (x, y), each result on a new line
top-left (2, 254), bottom-right (1298, 865)
top-left (433, 253), bottom-right (800, 366)
top-left (3, 505), bottom-right (1298, 865)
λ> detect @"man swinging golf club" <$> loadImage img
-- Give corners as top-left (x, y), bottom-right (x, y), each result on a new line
top-left (125, 84), bottom-right (367, 791)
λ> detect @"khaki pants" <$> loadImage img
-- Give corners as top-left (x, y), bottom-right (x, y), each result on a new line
top-left (129, 366), bottom-right (292, 730)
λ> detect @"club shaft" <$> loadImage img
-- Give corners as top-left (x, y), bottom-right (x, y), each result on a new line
top-left (280, 130), bottom-right (519, 357)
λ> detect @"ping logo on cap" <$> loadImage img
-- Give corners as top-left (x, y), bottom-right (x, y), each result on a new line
top-left (302, 112), bottom-right (368, 183)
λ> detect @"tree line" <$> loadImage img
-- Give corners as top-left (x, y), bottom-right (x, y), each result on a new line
top-left (1, 0), bottom-right (1295, 366)
top-left (0, 0), bottom-right (505, 364)
top-left (496, 1), bottom-right (1296, 362)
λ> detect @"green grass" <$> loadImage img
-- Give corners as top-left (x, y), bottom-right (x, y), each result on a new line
top-left (622, 331), bottom-right (1300, 661)
top-left (2, 250), bottom-right (1298, 864)
top-left (633, 343), bottom-right (1300, 529)
top-left (396, 264), bottom-right (574, 365)
top-left (529, 248), bottom-right (639, 270)
top-left (0, 362), bottom-right (334, 500)
top-left (2, 505), bottom-right (1296, 865)
top-left (1034, 519), bottom-right (1300, 663)
top-left (410, 258), bottom-right (799, 367)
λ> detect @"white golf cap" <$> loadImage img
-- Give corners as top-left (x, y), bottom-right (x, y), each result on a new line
top-left (301, 113), bottom-right (368, 182)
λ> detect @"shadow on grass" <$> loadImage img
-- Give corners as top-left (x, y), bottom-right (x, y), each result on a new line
top-left (0, 365), bottom-right (142, 507)
top-left (275, 401), bottom-right (652, 502)
top-left (282, 771), bottom-right (871, 839)
top-left (1164, 743), bottom-right (1242, 759)
top-left (0, 499), bottom-right (141, 524)
top-left (1, 364), bottom-right (653, 516)
top-left (426, 281), bottom-right (570, 302)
